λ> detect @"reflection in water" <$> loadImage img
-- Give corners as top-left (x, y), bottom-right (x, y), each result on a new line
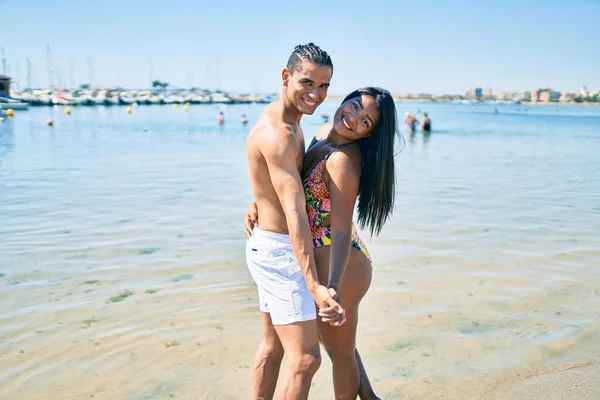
top-left (0, 119), bottom-right (15, 166)
top-left (408, 130), bottom-right (432, 147)
top-left (409, 130), bottom-right (417, 144)
top-left (422, 129), bottom-right (432, 145)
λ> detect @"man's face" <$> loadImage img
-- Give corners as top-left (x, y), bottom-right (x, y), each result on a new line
top-left (283, 59), bottom-right (332, 115)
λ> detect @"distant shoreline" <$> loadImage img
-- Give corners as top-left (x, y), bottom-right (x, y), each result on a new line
top-left (4, 89), bottom-right (598, 108)
top-left (325, 95), bottom-right (600, 107)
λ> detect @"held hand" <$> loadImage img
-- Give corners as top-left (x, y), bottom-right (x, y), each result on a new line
top-left (244, 203), bottom-right (259, 239)
top-left (315, 286), bottom-right (346, 326)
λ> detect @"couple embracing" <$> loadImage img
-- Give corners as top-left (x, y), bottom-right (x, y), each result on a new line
top-left (244, 42), bottom-right (401, 399)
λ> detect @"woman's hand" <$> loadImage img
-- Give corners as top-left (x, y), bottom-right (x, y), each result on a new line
top-left (318, 287), bottom-right (346, 326)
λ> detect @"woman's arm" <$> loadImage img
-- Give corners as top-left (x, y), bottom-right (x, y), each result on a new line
top-left (326, 148), bottom-right (361, 291)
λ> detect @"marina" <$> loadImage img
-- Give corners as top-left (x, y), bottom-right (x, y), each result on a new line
top-left (5, 87), bottom-right (276, 107)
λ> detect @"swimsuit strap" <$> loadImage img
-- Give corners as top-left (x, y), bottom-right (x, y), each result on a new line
top-left (309, 137), bottom-right (354, 179)
top-left (306, 147), bottom-right (335, 184)
top-left (324, 146), bottom-right (336, 160)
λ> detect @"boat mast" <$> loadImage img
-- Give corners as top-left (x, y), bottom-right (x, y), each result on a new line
top-left (46, 44), bottom-right (55, 88)
top-left (70, 60), bottom-right (74, 89)
top-left (26, 58), bottom-right (32, 89)
top-left (1, 47), bottom-right (6, 75)
top-left (88, 56), bottom-right (94, 86)
top-left (16, 59), bottom-right (20, 89)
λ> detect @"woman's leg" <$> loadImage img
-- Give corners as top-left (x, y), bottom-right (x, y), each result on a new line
top-left (356, 348), bottom-right (381, 400)
top-left (321, 306), bottom-right (360, 399)
top-left (314, 247), bottom-right (373, 399)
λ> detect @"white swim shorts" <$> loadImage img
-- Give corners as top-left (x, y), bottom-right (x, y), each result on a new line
top-left (246, 227), bottom-right (316, 325)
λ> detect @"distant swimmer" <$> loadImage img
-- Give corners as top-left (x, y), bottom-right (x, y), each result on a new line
top-left (217, 111), bottom-right (224, 125)
top-left (404, 112), bottom-right (418, 133)
top-left (321, 113), bottom-right (330, 123)
top-left (241, 113), bottom-right (249, 125)
top-left (422, 112), bottom-right (431, 132)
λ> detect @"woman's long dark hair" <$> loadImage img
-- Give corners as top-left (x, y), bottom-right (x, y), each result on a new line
top-left (342, 87), bottom-right (403, 236)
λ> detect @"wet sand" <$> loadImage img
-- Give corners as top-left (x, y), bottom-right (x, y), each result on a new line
top-left (2, 253), bottom-right (599, 399)
top-left (459, 351), bottom-right (600, 400)
top-left (476, 363), bottom-right (600, 400)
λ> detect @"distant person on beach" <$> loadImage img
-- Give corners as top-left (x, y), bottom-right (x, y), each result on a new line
top-left (217, 111), bottom-right (224, 125)
top-left (404, 112), bottom-right (418, 132)
top-left (422, 112), bottom-right (431, 131)
top-left (244, 44), bottom-right (381, 399)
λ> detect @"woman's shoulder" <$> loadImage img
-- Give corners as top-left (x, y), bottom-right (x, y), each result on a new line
top-left (314, 122), bottom-right (333, 140)
top-left (327, 143), bottom-right (362, 174)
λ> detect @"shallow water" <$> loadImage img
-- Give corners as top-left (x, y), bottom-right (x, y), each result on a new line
top-left (1, 103), bottom-right (599, 399)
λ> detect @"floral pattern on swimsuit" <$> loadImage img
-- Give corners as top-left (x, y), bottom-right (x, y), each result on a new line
top-left (303, 147), bottom-right (372, 264)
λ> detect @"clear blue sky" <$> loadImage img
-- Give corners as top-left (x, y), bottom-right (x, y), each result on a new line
top-left (1, 0), bottom-right (599, 94)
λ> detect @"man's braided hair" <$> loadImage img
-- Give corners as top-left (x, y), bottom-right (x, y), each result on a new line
top-left (286, 43), bottom-right (333, 74)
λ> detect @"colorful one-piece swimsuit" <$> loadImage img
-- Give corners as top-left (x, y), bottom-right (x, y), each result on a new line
top-left (303, 146), bottom-right (372, 264)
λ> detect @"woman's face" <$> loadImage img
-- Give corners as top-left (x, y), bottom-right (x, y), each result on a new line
top-left (332, 94), bottom-right (380, 141)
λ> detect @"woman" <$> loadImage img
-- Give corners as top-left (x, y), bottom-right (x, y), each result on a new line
top-left (246, 87), bottom-right (401, 399)
top-left (301, 87), bottom-right (400, 399)
top-left (421, 112), bottom-right (431, 131)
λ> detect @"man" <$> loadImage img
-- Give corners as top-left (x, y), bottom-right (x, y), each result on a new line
top-left (404, 112), bottom-right (418, 133)
top-left (244, 43), bottom-right (344, 400)
top-left (245, 44), bottom-right (381, 400)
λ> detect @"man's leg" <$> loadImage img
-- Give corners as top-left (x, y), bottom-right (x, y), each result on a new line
top-left (252, 312), bottom-right (284, 400)
top-left (246, 229), bottom-right (320, 399)
top-left (273, 320), bottom-right (321, 400)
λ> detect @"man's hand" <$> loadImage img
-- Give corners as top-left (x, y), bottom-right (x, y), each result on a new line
top-left (314, 286), bottom-right (346, 326)
top-left (244, 202), bottom-right (259, 239)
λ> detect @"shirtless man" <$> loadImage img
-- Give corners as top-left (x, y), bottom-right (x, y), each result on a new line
top-left (245, 43), bottom-right (344, 400)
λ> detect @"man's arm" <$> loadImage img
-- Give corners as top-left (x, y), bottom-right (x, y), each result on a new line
top-left (244, 202), bottom-right (258, 239)
top-left (263, 130), bottom-right (345, 317)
